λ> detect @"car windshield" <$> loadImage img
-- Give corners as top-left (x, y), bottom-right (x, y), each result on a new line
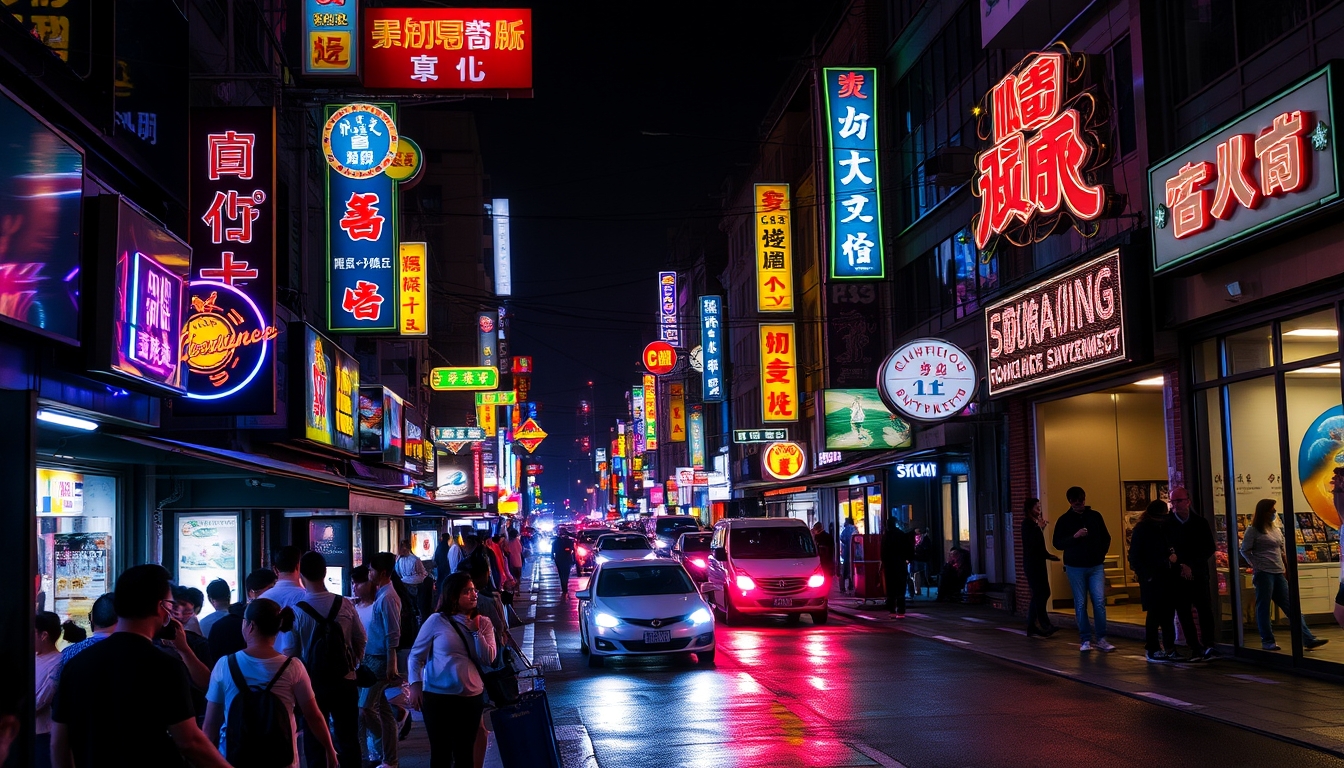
top-left (656, 517), bottom-right (700, 534)
top-left (680, 535), bottom-right (712, 552)
top-left (577, 530), bottom-right (607, 543)
top-left (600, 536), bottom-right (650, 550)
top-left (596, 565), bottom-right (695, 597)
top-left (729, 527), bottom-right (817, 559)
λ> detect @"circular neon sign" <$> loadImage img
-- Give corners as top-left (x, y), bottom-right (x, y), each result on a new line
top-left (877, 338), bottom-right (978, 422)
top-left (181, 280), bottom-right (278, 401)
top-left (322, 104), bottom-right (398, 180)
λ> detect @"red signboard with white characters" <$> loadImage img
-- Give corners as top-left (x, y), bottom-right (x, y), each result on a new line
top-left (362, 8), bottom-right (533, 92)
top-left (972, 47), bottom-right (1114, 251)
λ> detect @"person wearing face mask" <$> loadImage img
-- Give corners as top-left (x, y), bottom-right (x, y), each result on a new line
top-left (50, 564), bottom-right (231, 768)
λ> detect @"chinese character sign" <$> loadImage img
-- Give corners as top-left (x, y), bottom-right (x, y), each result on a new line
top-left (300, 324), bottom-right (361, 455)
top-left (759, 323), bottom-right (798, 423)
top-left (643, 373), bottom-right (658, 451)
top-left (824, 68), bottom-right (885, 280)
top-left (669, 383), bottom-right (686, 442)
top-left (430, 367), bottom-right (500, 390)
top-left (877, 339), bottom-right (979, 422)
top-left (399, 242), bottom-right (427, 336)
top-left (632, 385), bottom-right (646, 456)
top-left (972, 49), bottom-right (1110, 251)
top-left (1148, 66), bottom-right (1339, 272)
top-left (363, 8), bottom-right (533, 91)
top-left (700, 296), bottom-right (725, 402)
top-left (659, 271), bottom-right (680, 344)
top-left (304, 0), bottom-right (358, 77)
top-left (326, 104), bottom-right (399, 333)
top-left (477, 403), bottom-right (497, 437)
top-left (754, 184), bottom-right (794, 311)
top-left (688, 405), bottom-right (706, 470)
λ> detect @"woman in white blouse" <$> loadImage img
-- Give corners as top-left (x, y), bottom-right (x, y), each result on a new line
top-left (406, 572), bottom-right (497, 767)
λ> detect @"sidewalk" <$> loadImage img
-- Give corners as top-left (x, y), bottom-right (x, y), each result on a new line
top-left (828, 586), bottom-right (1344, 758)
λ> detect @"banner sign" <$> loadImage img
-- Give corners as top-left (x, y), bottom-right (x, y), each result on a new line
top-left (180, 108), bottom-right (277, 411)
top-left (399, 242), bottom-right (427, 335)
top-left (759, 323), bottom-right (798, 422)
top-left (659, 271), bottom-right (680, 344)
top-left (304, 0), bottom-right (358, 77)
top-left (643, 373), bottom-right (658, 451)
top-left (822, 389), bottom-right (913, 450)
top-left (362, 8), bottom-right (533, 91)
top-left (700, 296), bottom-right (724, 402)
top-left (823, 67), bottom-right (885, 279)
top-left (1148, 65), bottom-right (1341, 273)
top-left (826, 282), bottom-right (881, 389)
top-left (493, 198), bottom-right (512, 295)
top-left (430, 366), bottom-right (499, 390)
top-left (984, 249), bottom-right (1125, 396)
top-left (754, 183), bottom-right (794, 311)
top-left (476, 390), bottom-right (515, 406)
top-left (325, 103), bottom-right (399, 332)
top-left (299, 324), bottom-right (360, 454)
top-left (688, 405), bottom-right (705, 470)
top-left (734, 429), bottom-right (788, 443)
top-left (877, 339), bottom-right (978, 422)
top-left (668, 382), bottom-right (686, 442)
top-left (478, 312), bottom-right (497, 367)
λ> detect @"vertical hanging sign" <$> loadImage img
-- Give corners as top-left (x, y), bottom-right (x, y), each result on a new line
top-left (304, 0), bottom-right (359, 77)
top-left (325, 103), bottom-right (399, 333)
top-left (181, 107), bottom-right (279, 414)
top-left (759, 323), bottom-right (799, 422)
top-left (643, 373), bottom-right (658, 451)
top-left (477, 311), bottom-right (497, 367)
top-left (700, 295), bottom-right (724, 402)
top-left (754, 183), bottom-right (794, 311)
top-left (668, 382), bottom-right (686, 442)
top-left (399, 242), bottom-right (427, 336)
top-left (823, 67), bottom-right (885, 280)
top-left (632, 385), bottom-right (646, 456)
top-left (688, 405), bottom-right (706, 470)
top-left (659, 271), bottom-right (680, 344)
top-left (493, 198), bottom-right (512, 296)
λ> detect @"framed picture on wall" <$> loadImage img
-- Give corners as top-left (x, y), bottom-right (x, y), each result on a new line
top-left (1124, 481), bottom-right (1151, 512)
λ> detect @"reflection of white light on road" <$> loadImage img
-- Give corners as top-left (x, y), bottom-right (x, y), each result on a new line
top-left (734, 671), bottom-right (762, 694)
top-left (687, 673), bottom-right (717, 705)
top-left (809, 675), bottom-right (827, 691)
top-left (733, 631), bottom-right (764, 650)
top-left (584, 681), bottom-right (636, 727)
top-left (806, 637), bottom-right (829, 664)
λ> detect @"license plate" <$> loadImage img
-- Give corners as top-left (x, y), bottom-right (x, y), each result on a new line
top-left (772, 597), bottom-right (794, 607)
top-left (643, 630), bottom-right (672, 644)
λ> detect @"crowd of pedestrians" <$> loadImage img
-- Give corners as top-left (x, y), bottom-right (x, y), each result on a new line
top-left (30, 524), bottom-right (533, 768)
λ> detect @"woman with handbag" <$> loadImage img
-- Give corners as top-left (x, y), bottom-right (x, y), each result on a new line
top-left (406, 572), bottom-right (498, 767)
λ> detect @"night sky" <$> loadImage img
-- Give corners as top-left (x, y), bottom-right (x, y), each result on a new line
top-left (456, 1), bottom-right (840, 503)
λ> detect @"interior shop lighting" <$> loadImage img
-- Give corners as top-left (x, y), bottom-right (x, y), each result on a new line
top-left (1291, 363), bottom-right (1341, 375)
top-left (36, 409), bottom-right (98, 431)
top-left (1283, 328), bottom-right (1339, 338)
top-left (1133, 377), bottom-right (1165, 387)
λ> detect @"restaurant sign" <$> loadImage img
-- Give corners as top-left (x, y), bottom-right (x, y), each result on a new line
top-left (1148, 64), bottom-right (1341, 273)
top-left (984, 249), bottom-right (1125, 396)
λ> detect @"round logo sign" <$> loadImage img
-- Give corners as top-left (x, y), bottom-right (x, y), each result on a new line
top-left (689, 345), bottom-right (704, 372)
top-left (478, 314), bottom-right (495, 333)
top-left (643, 341), bottom-right (677, 375)
top-left (877, 338), bottom-right (978, 422)
top-left (385, 136), bottom-right (423, 184)
top-left (182, 280), bottom-right (279, 401)
top-left (762, 441), bottom-right (807, 481)
top-left (322, 104), bottom-right (398, 180)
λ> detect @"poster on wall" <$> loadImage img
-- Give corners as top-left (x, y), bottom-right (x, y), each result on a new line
top-left (176, 515), bottom-right (239, 614)
top-left (309, 518), bottom-right (352, 564)
top-left (37, 469), bottom-right (84, 515)
top-left (821, 389), bottom-right (913, 450)
top-left (411, 530), bottom-right (438, 560)
top-left (52, 532), bottom-right (111, 629)
top-left (436, 449), bottom-right (479, 504)
top-left (358, 388), bottom-right (385, 453)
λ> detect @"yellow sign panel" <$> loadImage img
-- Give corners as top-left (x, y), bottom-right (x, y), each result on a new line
top-left (399, 242), bottom-right (427, 336)
top-left (759, 324), bottom-right (799, 422)
top-left (643, 373), bottom-right (658, 451)
top-left (762, 441), bottom-right (807, 481)
top-left (476, 403), bottom-right (497, 437)
top-left (669, 382), bottom-right (686, 442)
top-left (385, 137), bottom-right (423, 183)
top-left (755, 183), bottom-right (794, 312)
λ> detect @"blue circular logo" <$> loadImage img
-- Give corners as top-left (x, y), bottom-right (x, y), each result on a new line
top-left (322, 104), bottom-right (398, 179)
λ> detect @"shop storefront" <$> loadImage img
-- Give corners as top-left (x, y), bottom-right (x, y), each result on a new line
top-left (36, 466), bottom-right (124, 629)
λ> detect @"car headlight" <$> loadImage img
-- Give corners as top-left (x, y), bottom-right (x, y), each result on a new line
top-left (594, 612), bottom-right (620, 628)
top-left (689, 607), bottom-right (713, 626)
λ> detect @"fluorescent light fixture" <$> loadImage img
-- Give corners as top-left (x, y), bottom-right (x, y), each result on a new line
top-left (1283, 328), bottom-right (1339, 338)
top-left (36, 409), bottom-right (98, 431)
top-left (1133, 377), bottom-right (1165, 387)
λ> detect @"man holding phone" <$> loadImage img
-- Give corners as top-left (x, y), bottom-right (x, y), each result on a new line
top-left (1052, 486), bottom-right (1115, 652)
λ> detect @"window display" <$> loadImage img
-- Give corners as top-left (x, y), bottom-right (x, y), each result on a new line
top-left (36, 468), bottom-right (117, 631)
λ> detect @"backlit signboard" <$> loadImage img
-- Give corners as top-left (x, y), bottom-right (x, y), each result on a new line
top-left (754, 183), bottom-right (794, 311)
top-left (430, 366), bottom-right (499, 390)
top-left (659, 271), bottom-right (679, 344)
top-left (362, 8), bottom-right (533, 92)
top-left (762, 441), bottom-right (807, 481)
top-left (643, 373), bottom-right (658, 451)
top-left (689, 405), bottom-right (705, 470)
top-left (700, 296), bottom-right (724, 402)
top-left (303, 0), bottom-right (358, 77)
top-left (823, 68), bottom-right (885, 279)
top-left (822, 389), bottom-right (912, 451)
top-left (475, 391), bottom-right (515, 406)
top-left (759, 324), bottom-right (798, 422)
top-left (358, 389), bottom-right (384, 453)
top-left (984, 249), bottom-right (1126, 396)
top-left (733, 429), bottom-right (788, 443)
top-left (643, 341), bottom-right (676, 375)
top-left (298, 324), bottom-right (359, 454)
top-left (181, 107), bottom-right (277, 413)
top-left (434, 427), bottom-right (487, 442)
top-left (877, 339), bottom-right (978, 422)
top-left (404, 408), bottom-right (426, 474)
top-left (436, 449), bottom-right (479, 504)
top-left (668, 383), bottom-right (686, 443)
top-left (478, 312), bottom-right (497, 367)
top-left (382, 388), bottom-right (404, 466)
top-left (493, 198), bottom-right (512, 296)
top-left (399, 242), bottom-right (427, 336)
top-left (1148, 65), bottom-right (1341, 273)
top-left (632, 385), bottom-right (646, 456)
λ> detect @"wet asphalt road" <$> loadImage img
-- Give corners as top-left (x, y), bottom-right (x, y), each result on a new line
top-left (538, 566), bottom-right (1344, 768)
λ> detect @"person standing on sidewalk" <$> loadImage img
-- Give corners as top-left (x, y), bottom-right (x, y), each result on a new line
top-left (552, 530), bottom-right (576, 599)
top-left (292, 552), bottom-right (366, 768)
top-left (396, 540), bottom-right (433, 625)
top-left (1052, 487), bottom-right (1116, 652)
top-left (1168, 486), bottom-right (1216, 660)
top-left (880, 515), bottom-right (914, 617)
top-left (812, 523), bottom-right (835, 580)
top-left (1129, 500), bottom-right (1180, 663)
top-left (364, 553), bottom-right (403, 768)
top-left (1241, 499), bottom-right (1329, 652)
top-left (838, 517), bottom-right (857, 594)
top-left (1021, 498), bottom-right (1059, 637)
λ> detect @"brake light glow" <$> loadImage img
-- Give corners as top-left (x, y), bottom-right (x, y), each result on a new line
top-left (735, 575), bottom-right (756, 592)
top-left (807, 572), bottom-right (825, 589)
top-left (576, 545), bottom-right (588, 557)
top-left (691, 558), bottom-right (707, 568)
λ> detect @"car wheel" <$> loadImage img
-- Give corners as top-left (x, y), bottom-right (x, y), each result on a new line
top-left (811, 609), bottom-right (829, 625)
top-left (724, 593), bottom-right (743, 626)
top-left (579, 625), bottom-right (589, 655)
top-left (698, 650), bottom-right (716, 665)
top-left (587, 654), bottom-right (605, 668)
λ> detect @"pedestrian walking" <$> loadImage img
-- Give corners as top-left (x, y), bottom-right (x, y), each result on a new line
top-left (51, 563), bottom-right (231, 768)
top-left (406, 572), bottom-right (498, 768)
top-left (291, 552), bottom-right (366, 768)
top-left (552, 530), bottom-right (576, 599)
top-left (1021, 498), bottom-right (1060, 637)
top-left (34, 611), bottom-right (75, 768)
top-left (838, 516), bottom-right (857, 594)
top-left (1052, 486), bottom-right (1116, 652)
top-left (812, 522), bottom-right (836, 579)
top-left (202, 598), bottom-right (338, 768)
top-left (396, 540), bottom-right (433, 624)
top-left (506, 528), bottom-right (525, 577)
top-left (880, 515), bottom-right (914, 617)
top-left (1241, 498), bottom-right (1329, 652)
top-left (199, 579), bottom-right (233, 640)
top-left (1129, 500), bottom-right (1180, 662)
top-left (1167, 486), bottom-right (1216, 660)
top-left (363, 553), bottom-right (403, 768)
top-left (269, 546), bottom-right (310, 657)
top-left (53, 594), bottom-right (117, 687)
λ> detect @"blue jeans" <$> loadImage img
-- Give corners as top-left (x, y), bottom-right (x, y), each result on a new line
top-left (1065, 564), bottom-right (1107, 643)
top-left (1252, 571), bottom-right (1316, 646)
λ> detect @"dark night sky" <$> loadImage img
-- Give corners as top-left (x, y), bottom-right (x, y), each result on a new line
top-left (453, 1), bottom-right (840, 503)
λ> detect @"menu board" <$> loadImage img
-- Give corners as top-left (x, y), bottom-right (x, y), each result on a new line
top-left (52, 532), bottom-right (111, 629)
top-left (176, 515), bottom-right (239, 614)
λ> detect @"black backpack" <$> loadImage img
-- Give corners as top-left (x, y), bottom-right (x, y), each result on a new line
top-left (296, 597), bottom-right (355, 681)
top-left (224, 654), bottom-right (294, 768)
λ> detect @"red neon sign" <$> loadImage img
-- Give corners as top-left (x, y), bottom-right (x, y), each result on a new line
top-left (972, 49), bottom-right (1110, 250)
top-left (362, 8), bottom-right (532, 91)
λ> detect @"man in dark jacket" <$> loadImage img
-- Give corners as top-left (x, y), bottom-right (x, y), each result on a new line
top-left (1051, 486), bottom-right (1115, 652)
top-left (1167, 486), bottom-right (1217, 660)
top-left (880, 516), bottom-right (915, 616)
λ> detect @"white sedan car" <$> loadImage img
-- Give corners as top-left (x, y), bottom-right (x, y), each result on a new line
top-left (577, 560), bottom-right (716, 668)
top-left (593, 533), bottom-right (658, 564)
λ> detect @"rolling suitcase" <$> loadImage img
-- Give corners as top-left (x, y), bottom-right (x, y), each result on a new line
top-left (490, 688), bottom-right (561, 768)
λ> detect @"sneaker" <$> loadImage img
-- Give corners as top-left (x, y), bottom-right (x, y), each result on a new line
top-left (1261, 642), bottom-right (1281, 651)
top-left (1164, 651), bottom-right (1189, 663)
top-left (1079, 641), bottom-right (1094, 652)
top-left (1146, 650), bottom-right (1170, 664)
top-left (1305, 638), bottom-right (1331, 650)
top-left (1201, 647), bottom-right (1217, 661)
top-left (1094, 639), bottom-right (1117, 653)
top-left (1183, 650), bottom-right (1205, 663)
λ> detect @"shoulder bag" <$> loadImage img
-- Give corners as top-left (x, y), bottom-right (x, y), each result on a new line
top-left (447, 618), bottom-right (518, 707)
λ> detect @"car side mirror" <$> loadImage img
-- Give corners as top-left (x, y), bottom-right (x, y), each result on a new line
top-left (672, 548), bottom-right (682, 556)
top-left (575, 589), bottom-right (591, 601)
top-left (713, 548), bottom-right (727, 561)
top-left (699, 583), bottom-right (715, 596)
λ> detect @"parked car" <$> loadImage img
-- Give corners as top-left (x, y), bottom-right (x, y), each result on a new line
top-left (704, 518), bottom-right (827, 625)
top-left (673, 532), bottom-right (713, 583)
top-left (577, 559), bottom-right (715, 667)
top-left (645, 514), bottom-right (703, 552)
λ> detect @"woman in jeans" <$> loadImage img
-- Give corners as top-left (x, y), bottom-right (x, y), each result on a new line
top-left (1240, 498), bottom-right (1329, 652)
top-left (1020, 498), bottom-right (1060, 637)
top-left (406, 572), bottom-right (498, 767)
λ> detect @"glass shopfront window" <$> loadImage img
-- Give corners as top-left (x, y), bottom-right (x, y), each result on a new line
top-left (36, 467), bottom-right (119, 633)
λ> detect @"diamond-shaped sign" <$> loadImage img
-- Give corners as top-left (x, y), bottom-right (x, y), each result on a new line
top-left (514, 417), bottom-right (547, 453)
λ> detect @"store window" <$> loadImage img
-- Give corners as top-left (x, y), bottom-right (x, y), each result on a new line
top-left (838, 485), bottom-right (883, 535)
top-left (37, 468), bottom-right (119, 632)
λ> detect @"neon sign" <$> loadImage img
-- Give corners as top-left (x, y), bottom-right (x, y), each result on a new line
top-left (659, 271), bottom-right (679, 344)
top-left (972, 47), bottom-right (1113, 251)
top-left (304, 0), bottom-right (359, 77)
top-left (362, 8), bottom-right (533, 92)
top-left (182, 281), bottom-right (278, 400)
top-left (755, 183), bottom-right (795, 310)
top-left (823, 68), bottom-right (885, 279)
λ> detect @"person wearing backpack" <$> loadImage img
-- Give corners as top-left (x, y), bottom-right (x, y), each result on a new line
top-left (291, 552), bottom-right (366, 768)
top-left (203, 599), bottom-right (337, 768)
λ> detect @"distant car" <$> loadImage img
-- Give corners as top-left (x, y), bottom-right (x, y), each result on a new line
top-left (673, 532), bottom-right (713, 583)
top-left (574, 528), bottom-right (610, 575)
top-left (705, 518), bottom-right (828, 625)
top-left (594, 533), bottom-right (656, 565)
top-left (577, 560), bottom-right (715, 667)
top-left (645, 514), bottom-right (703, 552)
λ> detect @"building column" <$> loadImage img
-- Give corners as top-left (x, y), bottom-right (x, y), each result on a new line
top-left (1006, 398), bottom-right (1037, 617)
top-left (0, 390), bottom-right (37, 765)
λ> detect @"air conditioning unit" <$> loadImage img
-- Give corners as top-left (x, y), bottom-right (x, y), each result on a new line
top-left (923, 146), bottom-right (976, 187)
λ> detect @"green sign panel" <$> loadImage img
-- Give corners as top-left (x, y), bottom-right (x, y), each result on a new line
top-left (733, 429), bottom-right (789, 443)
top-left (433, 427), bottom-right (487, 442)
top-left (476, 391), bottom-right (517, 406)
top-left (822, 389), bottom-right (912, 450)
top-left (429, 366), bottom-right (499, 391)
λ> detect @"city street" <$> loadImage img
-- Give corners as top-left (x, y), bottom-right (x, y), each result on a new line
top-left (528, 561), bottom-right (1344, 768)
